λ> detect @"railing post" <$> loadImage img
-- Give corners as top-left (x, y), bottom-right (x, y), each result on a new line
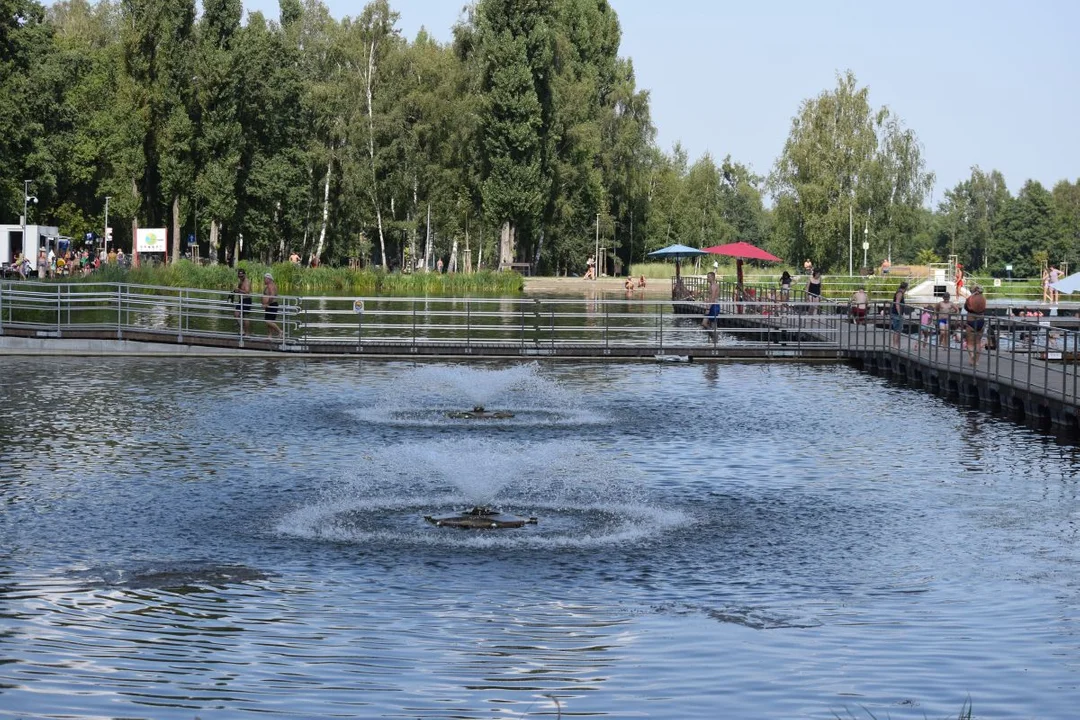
top-left (117, 284), bottom-right (123, 340)
top-left (177, 289), bottom-right (184, 343)
top-left (658, 301), bottom-right (664, 353)
top-left (466, 299), bottom-right (471, 349)
top-left (56, 284), bottom-right (61, 336)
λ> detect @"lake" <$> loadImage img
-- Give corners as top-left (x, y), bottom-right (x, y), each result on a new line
top-left (1, 357), bottom-right (1078, 719)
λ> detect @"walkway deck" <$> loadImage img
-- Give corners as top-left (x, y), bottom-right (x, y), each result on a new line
top-left (0, 280), bottom-right (1076, 435)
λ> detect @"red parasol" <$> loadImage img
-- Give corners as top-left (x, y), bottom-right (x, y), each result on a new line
top-left (703, 242), bottom-right (782, 286)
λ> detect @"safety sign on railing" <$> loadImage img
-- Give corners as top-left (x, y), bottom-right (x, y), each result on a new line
top-left (353, 299), bottom-right (364, 314)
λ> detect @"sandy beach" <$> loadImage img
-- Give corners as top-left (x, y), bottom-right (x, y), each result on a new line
top-left (523, 275), bottom-right (670, 298)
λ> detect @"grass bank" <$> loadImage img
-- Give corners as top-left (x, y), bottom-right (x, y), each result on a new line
top-left (68, 260), bottom-right (525, 295)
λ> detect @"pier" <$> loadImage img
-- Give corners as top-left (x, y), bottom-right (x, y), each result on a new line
top-left (0, 280), bottom-right (1077, 435)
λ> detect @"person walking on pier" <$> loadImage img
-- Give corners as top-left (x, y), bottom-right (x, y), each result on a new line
top-left (262, 272), bottom-right (282, 339)
top-left (702, 271), bottom-right (720, 330)
top-left (850, 285), bottom-right (868, 324)
top-left (891, 281), bottom-right (908, 347)
top-left (806, 269), bottom-right (822, 313)
top-left (935, 292), bottom-right (957, 346)
top-left (233, 268), bottom-right (252, 336)
top-left (964, 286), bottom-right (987, 366)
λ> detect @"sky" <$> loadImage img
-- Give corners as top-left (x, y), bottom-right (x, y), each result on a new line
top-left (245, 0), bottom-right (1079, 203)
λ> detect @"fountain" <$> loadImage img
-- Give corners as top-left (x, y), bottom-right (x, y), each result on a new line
top-left (424, 505), bottom-right (537, 529)
top-left (353, 363), bottom-right (603, 427)
top-left (446, 405), bottom-right (515, 420)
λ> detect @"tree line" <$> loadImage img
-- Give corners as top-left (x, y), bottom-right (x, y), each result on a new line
top-left (2, 0), bottom-right (1076, 277)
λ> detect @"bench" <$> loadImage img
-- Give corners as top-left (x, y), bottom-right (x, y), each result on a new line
top-left (501, 262), bottom-right (533, 276)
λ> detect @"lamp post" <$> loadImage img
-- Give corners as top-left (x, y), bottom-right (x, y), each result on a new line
top-left (594, 213), bottom-right (600, 280)
top-left (23, 180), bottom-right (37, 264)
top-left (862, 222), bottom-right (869, 269)
top-left (104, 196), bottom-right (111, 255)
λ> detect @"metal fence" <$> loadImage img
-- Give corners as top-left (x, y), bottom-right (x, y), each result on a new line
top-left (0, 281), bottom-right (845, 354)
top-left (843, 302), bottom-right (1080, 406)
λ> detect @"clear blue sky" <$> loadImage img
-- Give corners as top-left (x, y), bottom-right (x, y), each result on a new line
top-left (246, 0), bottom-right (1079, 203)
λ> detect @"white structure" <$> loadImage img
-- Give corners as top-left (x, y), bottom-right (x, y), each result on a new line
top-left (0, 223), bottom-right (61, 270)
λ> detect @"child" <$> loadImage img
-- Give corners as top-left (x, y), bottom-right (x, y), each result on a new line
top-left (920, 308), bottom-right (934, 344)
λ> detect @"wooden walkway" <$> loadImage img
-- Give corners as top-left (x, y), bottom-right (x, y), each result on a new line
top-left (714, 307), bottom-right (1080, 434)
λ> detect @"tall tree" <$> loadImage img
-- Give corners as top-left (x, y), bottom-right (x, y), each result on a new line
top-left (770, 70), bottom-right (934, 271)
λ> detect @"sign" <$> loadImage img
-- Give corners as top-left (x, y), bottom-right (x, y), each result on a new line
top-left (136, 228), bottom-right (167, 253)
top-left (861, 241), bottom-right (870, 250)
top-left (187, 234), bottom-right (196, 247)
top-left (993, 278), bottom-right (1002, 287)
top-left (353, 299), bottom-right (365, 314)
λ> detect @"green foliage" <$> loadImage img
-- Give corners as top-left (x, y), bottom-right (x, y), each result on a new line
top-left (64, 259), bottom-right (523, 294)
top-left (770, 70), bottom-right (934, 272)
top-left (915, 248), bottom-right (942, 265)
top-left (6, 3), bottom-right (1074, 285)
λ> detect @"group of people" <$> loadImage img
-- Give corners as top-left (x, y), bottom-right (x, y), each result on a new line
top-left (13, 246), bottom-right (128, 279)
top-left (231, 268), bottom-right (282, 339)
top-left (885, 282), bottom-right (988, 365)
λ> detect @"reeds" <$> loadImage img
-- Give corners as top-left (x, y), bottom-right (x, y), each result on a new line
top-left (64, 260), bottom-right (524, 295)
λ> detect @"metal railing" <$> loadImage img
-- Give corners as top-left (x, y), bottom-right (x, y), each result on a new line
top-left (843, 302), bottom-right (1080, 406)
top-left (0, 281), bottom-right (843, 355)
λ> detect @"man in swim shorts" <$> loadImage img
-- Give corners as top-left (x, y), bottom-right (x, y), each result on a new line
top-left (935, 292), bottom-right (956, 346)
top-left (964, 285), bottom-right (987, 366)
top-left (233, 268), bottom-right (252, 335)
top-left (262, 272), bottom-right (282, 339)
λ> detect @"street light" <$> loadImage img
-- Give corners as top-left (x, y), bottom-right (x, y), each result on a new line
top-left (23, 180), bottom-right (37, 264)
top-left (104, 196), bottom-right (111, 255)
top-left (594, 213), bottom-right (600, 280)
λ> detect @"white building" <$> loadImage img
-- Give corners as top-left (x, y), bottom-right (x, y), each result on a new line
top-left (0, 223), bottom-right (61, 270)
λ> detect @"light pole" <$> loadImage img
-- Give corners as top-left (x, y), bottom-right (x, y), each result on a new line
top-left (594, 213), bottom-right (600, 280)
top-left (23, 180), bottom-right (37, 263)
top-left (104, 196), bottom-right (111, 255)
top-left (862, 221), bottom-right (869, 269)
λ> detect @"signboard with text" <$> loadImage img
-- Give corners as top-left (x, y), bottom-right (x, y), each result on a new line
top-left (135, 228), bottom-right (167, 253)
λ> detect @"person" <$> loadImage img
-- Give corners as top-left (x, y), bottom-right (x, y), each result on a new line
top-left (1049, 264), bottom-right (1062, 305)
top-left (1042, 266), bottom-right (1051, 303)
top-left (955, 262), bottom-right (964, 295)
top-left (806, 269), bottom-right (822, 312)
top-left (47, 247), bottom-right (55, 278)
top-left (881, 258), bottom-right (891, 275)
top-left (935, 292), bottom-right (957, 346)
top-left (262, 272), bottom-right (282, 339)
top-left (919, 307), bottom-right (934, 344)
top-left (803, 258), bottom-right (813, 274)
top-left (891, 281), bottom-right (908, 347)
top-left (637, 275), bottom-right (646, 289)
top-left (964, 285), bottom-right (987, 366)
top-left (37, 249), bottom-right (47, 279)
top-left (624, 276), bottom-right (635, 296)
top-left (289, 250), bottom-right (301, 265)
top-left (584, 256), bottom-right (596, 280)
top-left (233, 268), bottom-right (252, 335)
top-left (850, 285), bottom-right (868, 324)
top-left (779, 270), bottom-right (792, 302)
top-left (107, 247), bottom-right (117, 265)
top-left (116, 248), bottom-right (126, 267)
top-left (701, 271), bottom-right (720, 330)
top-left (436, 257), bottom-right (444, 274)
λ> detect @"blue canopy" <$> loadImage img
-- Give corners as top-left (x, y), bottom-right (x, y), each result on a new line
top-left (1051, 271), bottom-right (1080, 295)
top-left (647, 243), bottom-right (707, 259)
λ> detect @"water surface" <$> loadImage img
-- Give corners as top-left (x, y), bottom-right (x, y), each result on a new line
top-left (1, 358), bottom-right (1078, 718)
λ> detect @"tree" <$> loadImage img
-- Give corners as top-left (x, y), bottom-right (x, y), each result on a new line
top-left (770, 70), bottom-right (934, 272)
top-left (995, 180), bottom-right (1055, 277)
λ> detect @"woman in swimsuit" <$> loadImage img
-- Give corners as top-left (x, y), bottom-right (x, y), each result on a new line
top-left (806, 270), bottom-right (822, 314)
